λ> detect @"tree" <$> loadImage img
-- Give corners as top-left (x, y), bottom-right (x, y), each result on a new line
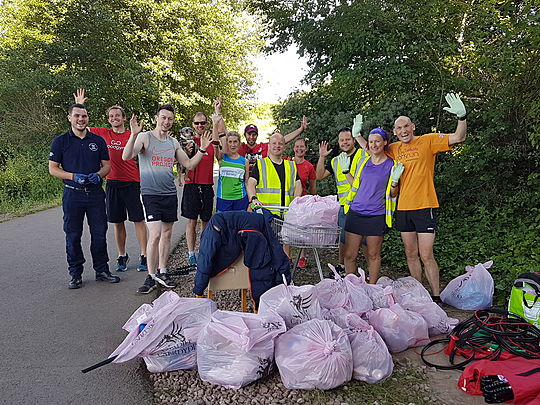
top-left (250, 0), bottom-right (540, 302)
top-left (0, 0), bottom-right (261, 147)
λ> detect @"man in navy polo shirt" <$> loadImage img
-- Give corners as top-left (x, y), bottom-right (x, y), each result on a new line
top-left (49, 103), bottom-right (121, 289)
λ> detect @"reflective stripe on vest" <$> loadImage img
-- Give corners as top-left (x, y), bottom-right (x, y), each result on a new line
top-left (343, 157), bottom-right (397, 228)
top-left (255, 157), bottom-right (297, 206)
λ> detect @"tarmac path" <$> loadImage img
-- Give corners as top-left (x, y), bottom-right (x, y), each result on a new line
top-left (0, 187), bottom-right (187, 404)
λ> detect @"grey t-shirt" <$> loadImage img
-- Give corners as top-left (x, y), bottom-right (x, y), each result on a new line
top-left (138, 131), bottom-right (177, 195)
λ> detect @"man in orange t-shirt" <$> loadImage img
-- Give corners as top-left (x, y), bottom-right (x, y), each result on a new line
top-left (386, 94), bottom-right (468, 300)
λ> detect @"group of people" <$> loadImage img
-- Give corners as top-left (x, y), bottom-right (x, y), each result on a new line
top-left (49, 88), bottom-right (467, 301)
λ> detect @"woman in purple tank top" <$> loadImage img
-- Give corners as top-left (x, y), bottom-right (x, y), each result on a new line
top-left (343, 128), bottom-right (404, 283)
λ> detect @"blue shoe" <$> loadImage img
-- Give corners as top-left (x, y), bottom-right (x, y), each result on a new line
top-left (188, 254), bottom-right (197, 265)
top-left (137, 255), bottom-right (148, 271)
top-left (116, 254), bottom-right (129, 272)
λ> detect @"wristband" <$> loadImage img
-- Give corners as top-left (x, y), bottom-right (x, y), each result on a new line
top-left (199, 148), bottom-right (207, 154)
top-left (211, 140), bottom-right (220, 145)
top-left (458, 114), bottom-right (467, 121)
top-left (342, 170), bottom-right (350, 175)
top-left (391, 183), bottom-right (398, 188)
top-left (250, 196), bottom-right (258, 202)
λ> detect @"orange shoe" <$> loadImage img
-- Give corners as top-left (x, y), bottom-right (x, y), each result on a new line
top-left (297, 257), bottom-right (307, 269)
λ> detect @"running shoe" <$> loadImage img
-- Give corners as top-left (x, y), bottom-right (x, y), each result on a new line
top-left (116, 254), bottom-right (129, 272)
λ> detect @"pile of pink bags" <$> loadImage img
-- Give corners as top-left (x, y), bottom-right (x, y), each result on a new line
top-left (109, 265), bottom-right (463, 390)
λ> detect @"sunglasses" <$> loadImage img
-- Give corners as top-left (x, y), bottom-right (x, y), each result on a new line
top-left (193, 121), bottom-right (207, 126)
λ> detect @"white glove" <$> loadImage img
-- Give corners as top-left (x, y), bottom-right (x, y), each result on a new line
top-left (443, 93), bottom-right (466, 118)
top-left (391, 162), bottom-right (405, 182)
top-left (337, 152), bottom-right (350, 173)
top-left (352, 114), bottom-right (363, 138)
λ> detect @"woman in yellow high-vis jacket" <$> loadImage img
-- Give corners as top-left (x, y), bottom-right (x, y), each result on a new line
top-left (343, 128), bottom-right (404, 283)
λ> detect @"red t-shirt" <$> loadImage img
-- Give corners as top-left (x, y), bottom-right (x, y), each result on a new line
top-left (295, 159), bottom-right (316, 196)
top-left (239, 142), bottom-right (269, 169)
top-left (185, 136), bottom-right (215, 185)
top-left (90, 127), bottom-right (140, 182)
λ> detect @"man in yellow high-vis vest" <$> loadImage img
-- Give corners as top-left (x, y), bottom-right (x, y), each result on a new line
top-left (316, 126), bottom-right (368, 272)
top-left (247, 133), bottom-right (303, 258)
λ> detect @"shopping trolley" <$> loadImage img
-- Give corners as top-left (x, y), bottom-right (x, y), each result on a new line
top-left (261, 206), bottom-right (341, 281)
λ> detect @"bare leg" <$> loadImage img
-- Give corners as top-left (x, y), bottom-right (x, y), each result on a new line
top-left (158, 222), bottom-right (174, 271)
top-left (113, 222), bottom-right (127, 256)
top-left (401, 231), bottom-right (422, 282)
top-left (145, 221), bottom-right (162, 275)
top-left (418, 232), bottom-right (440, 295)
top-left (283, 245), bottom-right (290, 258)
top-left (338, 243), bottom-right (345, 264)
top-left (134, 221), bottom-right (148, 256)
top-left (186, 219), bottom-right (197, 252)
top-left (364, 236), bottom-right (383, 284)
top-left (343, 232), bottom-right (362, 275)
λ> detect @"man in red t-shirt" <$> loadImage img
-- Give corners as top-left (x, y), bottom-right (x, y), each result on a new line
top-left (181, 98), bottom-right (225, 265)
top-left (74, 89), bottom-right (148, 272)
top-left (239, 116), bottom-right (310, 171)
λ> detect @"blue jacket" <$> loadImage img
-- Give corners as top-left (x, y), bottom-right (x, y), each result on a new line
top-left (193, 209), bottom-right (291, 308)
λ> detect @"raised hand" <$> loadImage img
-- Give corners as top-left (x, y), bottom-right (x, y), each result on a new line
top-left (214, 96), bottom-right (223, 114)
top-left (200, 130), bottom-right (212, 151)
top-left (352, 113), bottom-right (363, 138)
top-left (73, 88), bottom-right (87, 104)
top-left (337, 152), bottom-right (350, 173)
top-left (319, 141), bottom-right (333, 157)
top-left (301, 115), bottom-right (310, 130)
top-left (129, 115), bottom-right (143, 135)
top-left (443, 93), bottom-right (466, 118)
top-left (391, 162), bottom-right (405, 182)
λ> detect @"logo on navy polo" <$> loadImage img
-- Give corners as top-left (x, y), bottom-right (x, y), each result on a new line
top-left (89, 143), bottom-right (98, 151)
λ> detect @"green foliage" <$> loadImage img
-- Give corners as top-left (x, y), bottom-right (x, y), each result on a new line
top-left (0, 0), bottom-right (261, 130)
top-left (253, 0), bottom-right (540, 300)
top-left (0, 147), bottom-right (63, 214)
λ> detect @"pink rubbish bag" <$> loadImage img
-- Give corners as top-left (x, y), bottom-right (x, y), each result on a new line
top-left (109, 291), bottom-right (217, 372)
top-left (366, 303), bottom-right (429, 353)
top-left (440, 261), bottom-right (494, 310)
top-left (315, 267), bottom-right (349, 310)
top-left (400, 296), bottom-right (459, 336)
top-left (281, 195), bottom-right (340, 246)
top-left (376, 276), bottom-right (394, 288)
top-left (275, 319), bottom-right (353, 390)
top-left (391, 276), bottom-right (432, 304)
top-left (196, 310), bottom-right (286, 389)
top-left (343, 273), bottom-right (374, 313)
top-left (336, 313), bottom-right (394, 383)
top-left (258, 275), bottom-right (323, 329)
top-left (353, 267), bottom-right (393, 310)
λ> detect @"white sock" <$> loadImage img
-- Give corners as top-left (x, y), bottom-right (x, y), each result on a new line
top-left (150, 273), bottom-right (157, 279)
top-left (160, 268), bottom-right (167, 274)
top-left (188, 251), bottom-right (195, 257)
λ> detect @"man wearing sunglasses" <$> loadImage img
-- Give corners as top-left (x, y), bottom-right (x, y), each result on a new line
top-left (181, 99), bottom-right (225, 265)
top-left (239, 116), bottom-right (310, 171)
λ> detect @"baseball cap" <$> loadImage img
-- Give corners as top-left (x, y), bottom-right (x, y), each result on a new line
top-left (244, 124), bottom-right (258, 135)
top-left (369, 128), bottom-right (388, 141)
